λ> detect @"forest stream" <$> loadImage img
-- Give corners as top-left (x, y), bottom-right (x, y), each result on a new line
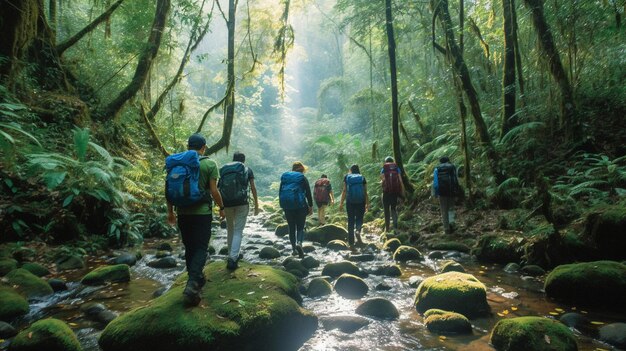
top-left (3, 214), bottom-right (624, 351)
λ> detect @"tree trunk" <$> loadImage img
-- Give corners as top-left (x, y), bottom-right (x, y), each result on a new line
top-left (501, 0), bottom-right (517, 138)
top-left (105, 0), bottom-right (112, 38)
top-left (0, 0), bottom-right (67, 91)
top-left (385, 0), bottom-right (414, 193)
top-left (523, 0), bottom-right (575, 139)
top-left (432, 0), bottom-right (504, 184)
top-left (56, 0), bottom-right (124, 55)
top-left (49, 0), bottom-right (57, 32)
top-left (511, 0), bottom-right (526, 106)
top-left (95, 0), bottom-right (170, 121)
top-left (457, 0), bottom-right (472, 202)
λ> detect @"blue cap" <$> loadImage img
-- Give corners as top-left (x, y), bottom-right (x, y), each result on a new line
top-left (188, 134), bottom-right (206, 149)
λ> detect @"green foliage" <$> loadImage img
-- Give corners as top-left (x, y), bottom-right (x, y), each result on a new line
top-left (107, 208), bottom-right (145, 247)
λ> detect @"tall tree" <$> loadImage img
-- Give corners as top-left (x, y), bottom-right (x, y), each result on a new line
top-left (523, 0), bottom-right (576, 139)
top-left (431, 0), bottom-right (504, 184)
top-left (95, 0), bottom-right (171, 121)
top-left (385, 0), bottom-right (413, 192)
top-left (501, 0), bottom-right (517, 137)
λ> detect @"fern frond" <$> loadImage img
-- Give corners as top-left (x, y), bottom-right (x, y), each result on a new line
top-left (500, 122), bottom-right (545, 144)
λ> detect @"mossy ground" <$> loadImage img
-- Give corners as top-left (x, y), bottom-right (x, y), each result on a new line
top-left (99, 261), bottom-right (317, 351)
top-left (0, 258), bottom-right (18, 276)
top-left (5, 268), bottom-right (53, 298)
top-left (490, 316), bottom-right (577, 351)
top-left (10, 318), bottom-right (83, 351)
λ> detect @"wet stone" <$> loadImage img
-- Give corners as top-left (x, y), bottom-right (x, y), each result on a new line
top-left (428, 251), bottom-right (445, 260)
top-left (259, 247), bottom-right (281, 259)
top-left (219, 247), bottom-right (229, 255)
top-left (109, 253), bottom-right (137, 267)
top-left (327, 240), bottom-right (350, 251)
top-left (504, 263), bottom-right (520, 273)
top-left (599, 323), bottom-right (626, 349)
top-left (48, 278), bottom-right (68, 292)
top-left (355, 298), bottom-right (399, 320)
top-left (375, 282), bottom-right (393, 291)
top-left (307, 277), bottom-right (332, 298)
top-left (147, 257), bottom-right (178, 269)
top-left (408, 275), bottom-right (425, 288)
top-left (0, 321), bottom-right (17, 338)
top-left (301, 256), bottom-right (320, 269)
top-left (320, 315), bottom-right (370, 333)
top-left (334, 274), bottom-right (368, 299)
top-left (152, 287), bottom-right (167, 298)
top-left (520, 265), bottom-right (545, 276)
top-left (156, 243), bottom-right (173, 251)
top-left (347, 254), bottom-right (376, 262)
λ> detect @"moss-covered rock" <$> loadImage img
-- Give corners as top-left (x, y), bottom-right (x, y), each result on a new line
top-left (371, 264), bottom-right (402, 277)
top-left (0, 287), bottom-right (29, 320)
top-left (0, 320), bottom-right (18, 338)
top-left (55, 255), bottom-right (85, 271)
top-left (383, 238), bottom-right (401, 252)
top-left (20, 262), bottom-right (51, 277)
top-left (300, 256), bottom-right (320, 269)
top-left (326, 240), bottom-right (350, 251)
top-left (275, 223), bottom-right (289, 237)
top-left (305, 224), bottom-right (348, 244)
top-left (259, 247), bottom-right (281, 259)
top-left (414, 272), bottom-right (490, 318)
top-left (99, 262), bottom-right (317, 351)
top-left (423, 309), bottom-right (472, 334)
top-left (9, 318), bottom-right (83, 351)
top-left (490, 316), bottom-right (577, 351)
top-left (0, 258), bottom-right (18, 276)
top-left (321, 261), bottom-right (361, 278)
top-left (544, 260), bottom-right (626, 311)
top-left (307, 277), bottom-right (332, 298)
top-left (429, 242), bottom-right (471, 253)
top-left (440, 260), bottom-right (465, 273)
top-left (82, 264), bottom-right (131, 286)
top-left (472, 234), bottom-right (523, 264)
top-left (334, 274), bottom-right (368, 299)
top-left (11, 247), bottom-right (36, 263)
top-left (393, 246), bottom-right (422, 262)
top-left (5, 268), bottom-right (53, 298)
top-left (520, 265), bottom-right (545, 276)
top-left (583, 204), bottom-right (626, 260)
top-left (283, 259), bottom-right (309, 278)
top-left (147, 257), bottom-right (178, 269)
top-left (355, 297), bottom-right (399, 319)
top-left (598, 322), bottom-right (626, 349)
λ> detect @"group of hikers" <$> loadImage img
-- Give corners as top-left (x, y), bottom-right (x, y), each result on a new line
top-left (165, 133), bottom-right (461, 306)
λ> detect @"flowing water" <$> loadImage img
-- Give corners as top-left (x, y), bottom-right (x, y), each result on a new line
top-left (5, 215), bottom-right (624, 351)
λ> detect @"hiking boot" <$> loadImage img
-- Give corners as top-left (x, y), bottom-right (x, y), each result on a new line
top-left (226, 258), bottom-right (238, 270)
top-left (295, 245), bottom-right (305, 259)
top-left (349, 245), bottom-right (358, 254)
top-left (182, 281), bottom-right (201, 307)
top-left (292, 249), bottom-right (298, 256)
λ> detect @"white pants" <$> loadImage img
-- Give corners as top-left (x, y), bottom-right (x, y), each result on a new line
top-left (224, 204), bottom-right (249, 261)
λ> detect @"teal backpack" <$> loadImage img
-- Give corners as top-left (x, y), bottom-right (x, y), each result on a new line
top-left (346, 174), bottom-right (365, 204)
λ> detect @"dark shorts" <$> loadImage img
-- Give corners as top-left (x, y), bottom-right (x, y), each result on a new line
top-left (316, 201), bottom-right (329, 208)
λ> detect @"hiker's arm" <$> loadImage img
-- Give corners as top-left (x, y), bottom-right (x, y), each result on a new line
top-left (329, 190), bottom-right (335, 205)
top-left (433, 168), bottom-right (439, 197)
top-left (250, 178), bottom-right (259, 215)
top-left (339, 182), bottom-right (346, 210)
top-left (303, 177), bottom-right (313, 215)
top-left (209, 178), bottom-right (225, 219)
top-left (364, 183), bottom-right (370, 211)
top-left (167, 201), bottom-right (176, 226)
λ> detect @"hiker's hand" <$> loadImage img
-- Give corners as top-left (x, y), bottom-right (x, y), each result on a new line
top-left (167, 212), bottom-right (176, 226)
top-left (254, 206), bottom-right (260, 216)
top-left (219, 209), bottom-right (225, 220)
top-left (308, 206), bottom-right (313, 216)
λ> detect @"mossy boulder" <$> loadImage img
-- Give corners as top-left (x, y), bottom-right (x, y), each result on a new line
top-left (0, 287), bottom-right (29, 320)
top-left (82, 264), bottom-right (131, 286)
top-left (544, 260), bottom-right (626, 311)
top-left (275, 223), bottom-right (289, 237)
top-left (109, 252), bottom-right (138, 266)
top-left (355, 298), bottom-right (399, 319)
top-left (326, 240), bottom-right (350, 251)
top-left (9, 318), bottom-right (83, 351)
top-left (371, 264), bottom-right (402, 277)
top-left (430, 242), bottom-right (471, 253)
top-left (423, 309), bottom-right (472, 334)
top-left (320, 315), bottom-right (370, 333)
top-left (321, 261), bottom-right (361, 278)
top-left (472, 234), bottom-right (523, 264)
top-left (259, 247), bottom-right (281, 259)
top-left (490, 316), bottom-right (577, 351)
top-left (334, 274), bottom-right (368, 299)
top-left (414, 272), bottom-right (490, 318)
top-left (300, 256), bottom-right (320, 269)
top-left (0, 320), bottom-right (17, 338)
top-left (583, 204), bottom-right (626, 260)
top-left (305, 224), bottom-right (348, 244)
top-left (147, 257), bottom-right (178, 269)
top-left (99, 262), bottom-right (317, 351)
top-left (55, 255), bottom-right (85, 271)
top-left (440, 260), bottom-right (465, 273)
top-left (307, 278), bottom-right (332, 298)
top-left (283, 259), bottom-right (309, 278)
top-left (598, 322), bottom-right (626, 349)
top-left (393, 246), bottom-right (422, 262)
top-left (383, 238), bottom-right (401, 253)
top-left (5, 268), bottom-right (53, 298)
top-left (0, 258), bottom-right (18, 276)
top-left (20, 262), bottom-right (51, 277)
top-left (520, 265), bottom-right (545, 276)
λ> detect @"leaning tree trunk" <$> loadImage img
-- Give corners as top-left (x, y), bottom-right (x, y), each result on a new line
top-left (501, 0), bottom-right (517, 138)
top-left (0, 0), bottom-right (66, 91)
top-left (385, 0), bottom-right (414, 193)
top-left (523, 0), bottom-right (575, 139)
top-left (95, 0), bottom-right (171, 121)
top-left (432, 0), bottom-right (504, 184)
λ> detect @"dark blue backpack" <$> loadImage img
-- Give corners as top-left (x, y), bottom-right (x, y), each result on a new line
top-left (346, 174), bottom-right (365, 204)
top-left (218, 162), bottom-right (249, 207)
top-left (279, 171), bottom-right (306, 210)
top-left (165, 151), bottom-right (208, 207)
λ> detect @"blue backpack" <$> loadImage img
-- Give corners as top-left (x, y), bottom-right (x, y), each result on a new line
top-left (346, 174), bottom-right (365, 204)
top-left (165, 151), bottom-right (209, 208)
top-left (218, 162), bottom-right (249, 207)
top-left (279, 171), bottom-right (306, 210)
